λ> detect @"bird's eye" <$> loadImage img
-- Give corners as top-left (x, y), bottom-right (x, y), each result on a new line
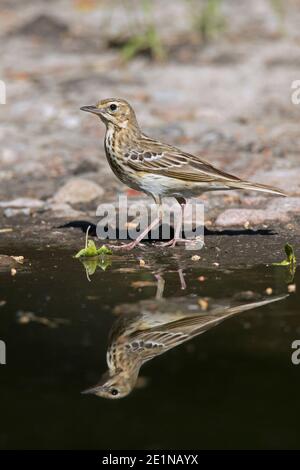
top-left (109, 103), bottom-right (117, 112)
top-left (110, 388), bottom-right (119, 396)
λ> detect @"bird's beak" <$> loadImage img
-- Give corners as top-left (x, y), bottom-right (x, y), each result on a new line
top-left (81, 383), bottom-right (103, 395)
top-left (80, 105), bottom-right (103, 115)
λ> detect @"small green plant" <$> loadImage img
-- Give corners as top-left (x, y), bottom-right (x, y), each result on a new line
top-left (189, 0), bottom-right (226, 42)
top-left (272, 243), bottom-right (296, 282)
top-left (273, 243), bottom-right (296, 267)
top-left (75, 226), bottom-right (112, 258)
top-left (75, 226), bottom-right (112, 281)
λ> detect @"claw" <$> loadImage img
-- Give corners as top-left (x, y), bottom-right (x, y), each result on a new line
top-left (109, 240), bottom-right (143, 251)
top-left (160, 238), bottom-right (191, 248)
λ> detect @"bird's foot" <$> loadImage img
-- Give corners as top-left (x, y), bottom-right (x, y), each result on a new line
top-left (109, 240), bottom-right (143, 251)
top-left (160, 238), bottom-right (194, 248)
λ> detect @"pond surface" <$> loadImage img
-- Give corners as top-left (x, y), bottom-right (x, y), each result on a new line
top-left (0, 247), bottom-right (299, 449)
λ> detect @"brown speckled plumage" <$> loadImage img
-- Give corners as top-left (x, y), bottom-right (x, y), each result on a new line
top-left (82, 294), bottom-right (286, 399)
top-left (81, 98), bottom-right (286, 248)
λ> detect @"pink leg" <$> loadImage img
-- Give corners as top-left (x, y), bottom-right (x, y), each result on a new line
top-left (160, 202), bottom-right (185, 247)
top-left (111, 214), bottom-right (161, 251)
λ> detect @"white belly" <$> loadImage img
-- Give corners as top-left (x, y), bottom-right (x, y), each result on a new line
top-left (139, 173), bottom-right (229, 199)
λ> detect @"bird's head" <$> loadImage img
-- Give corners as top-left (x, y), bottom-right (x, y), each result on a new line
top-left (80, 98), bottom-right (138, 130)
top-left (82, 368), bottom-right (139, 400)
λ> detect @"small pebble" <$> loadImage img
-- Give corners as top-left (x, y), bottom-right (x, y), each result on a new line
top-left (265, 287), bottom-right (273, 295)
top-left (4, 208), bottom-right (31, 218)
top-left (11, 256), bottom-right (24, 264)
top-left (139, 259), bottom-right (146, 267)
top-left (288, 284), bottom-right (296, 293)
top-left (191, 255), bottom-right (201, 261)
top-left (197, 275), bottom-right (206, 282)
top-left (11, 268), bottom-right (17, 276)
top-left (198, 298), bottom-right (209, 311)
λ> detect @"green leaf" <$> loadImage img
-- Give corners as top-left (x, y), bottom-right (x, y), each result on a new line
top-left (96, 245), bottom-right (113, 255)
top-left (74, 226), bottom-right (112, 280)
top-left (75, 240), bottom-right (98, 258)
top-left (273, 260), bottom-right (290, 266)
top-left (74, 224), bottom-right (112, 258)
top-left (81, 258), bottom-right (99, 276)
top-left (272, 243), bottom-right (296, 266)
top-left (97, 257), bottom-right (112, 271)
top-left (79, 256), bottom-right (112, 281)
top-left (285, 243), bottom-right (296, 265)
top-left (272, 243), bottom-right (297, 282)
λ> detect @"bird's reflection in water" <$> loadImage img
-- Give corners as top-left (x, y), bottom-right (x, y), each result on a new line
top-left (83, 273), bottom-right (287, 399)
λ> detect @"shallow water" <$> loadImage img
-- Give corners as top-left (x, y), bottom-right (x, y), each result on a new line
top-left (0, 247), bottom-right (299, 449)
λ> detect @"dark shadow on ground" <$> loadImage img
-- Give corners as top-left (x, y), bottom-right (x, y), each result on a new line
top-left (203, 227), bottom-right (275, 236)
top-left (58, 220), bottom-right (275, 240)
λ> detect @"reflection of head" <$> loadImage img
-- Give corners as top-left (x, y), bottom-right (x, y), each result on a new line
top-left (83, 368), bottom-right (139, 400)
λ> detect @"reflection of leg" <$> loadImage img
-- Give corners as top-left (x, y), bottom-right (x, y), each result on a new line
top-left (111, 203), bottom-right (162, 251)
top-left (154, 273), bottom-right (165, 300)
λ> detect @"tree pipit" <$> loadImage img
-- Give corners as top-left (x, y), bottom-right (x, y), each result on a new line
top-left (81, 99), bottom-right (286, 250)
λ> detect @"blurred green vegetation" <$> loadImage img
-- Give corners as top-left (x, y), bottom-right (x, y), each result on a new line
top-left (106, 0), bottom-right (286, 61)
top-left (121, 23), bottom-right (165, 61)
top-left (111, 0), bottom-right (226, 61)
top-left (119, 0), bottom-right (165, 61)
top-left (269, 0), bottom-right (285, 34)
top-left (76, 0), bottom-right (291, 61)
top-left (188, 0), bottom-right (226, 42)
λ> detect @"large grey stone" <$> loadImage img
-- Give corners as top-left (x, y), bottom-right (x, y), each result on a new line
top-left (215, 209), bottom-right (269, 227)
top-left (0, 198), bottom-right (44, 208)
top-left (215, 197), bottom-right (300, 227)
top-left (52, 178), bottom-right (104, 205)
top-left (44, 202), bottom-right (85, 218)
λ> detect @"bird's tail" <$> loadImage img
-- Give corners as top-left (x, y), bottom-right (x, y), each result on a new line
top-left (228, 180), bottom-right (287, 197)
